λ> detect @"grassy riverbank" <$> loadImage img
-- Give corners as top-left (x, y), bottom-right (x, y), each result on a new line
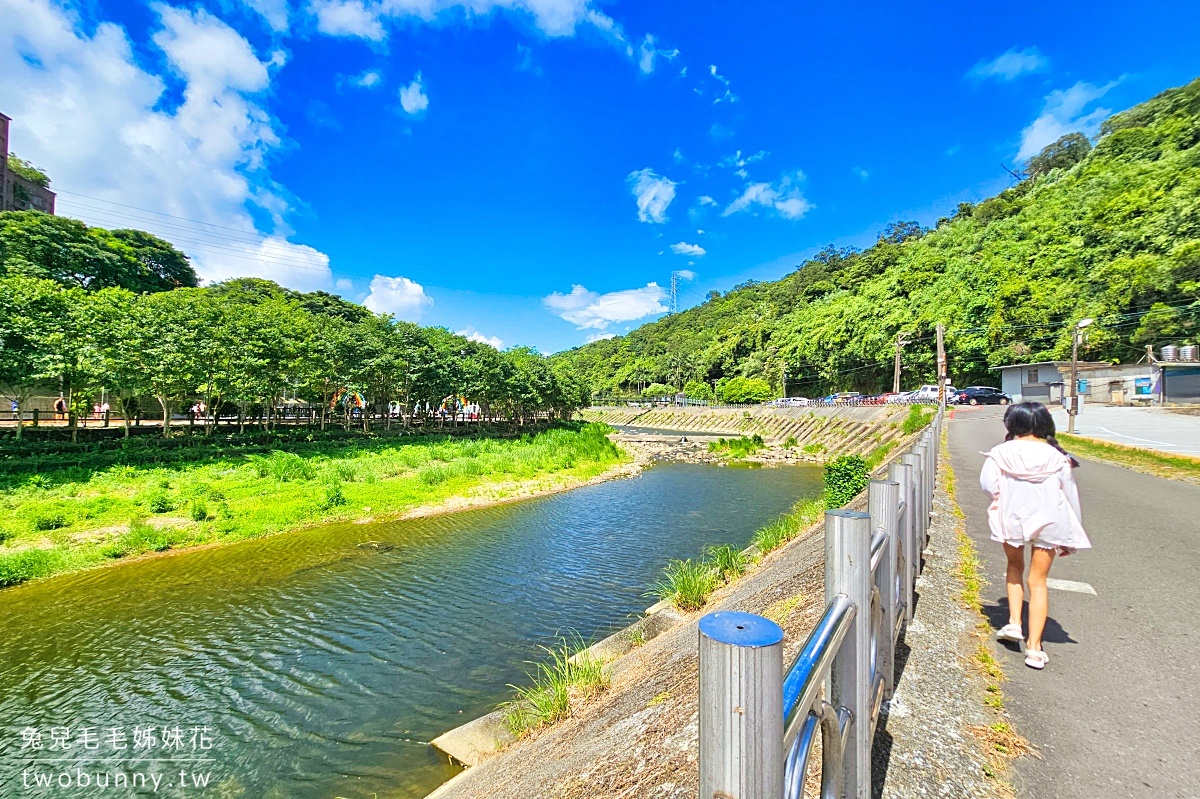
top-left (0, 423), bottom-right (626, 588)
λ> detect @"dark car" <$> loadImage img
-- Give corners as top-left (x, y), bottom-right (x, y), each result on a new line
top-left (953, 386), bottom-right (1011, 406)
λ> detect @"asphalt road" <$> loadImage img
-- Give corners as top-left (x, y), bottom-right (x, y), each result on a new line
top-left (1048, 405), bottom-right (1200, 457)
top-left (948, 406), bottom-right (1200, 799)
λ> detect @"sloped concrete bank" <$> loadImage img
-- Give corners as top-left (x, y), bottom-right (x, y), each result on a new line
top-left (423, 435), bottom-right (1006, 799)
top-left (579, 404), bottom-right (910, 457)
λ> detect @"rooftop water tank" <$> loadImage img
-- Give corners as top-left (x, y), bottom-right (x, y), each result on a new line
top-left (1181, 345), bottom-right (1199, 362)
top-left (1162, 345), bottom-right (1179, 362)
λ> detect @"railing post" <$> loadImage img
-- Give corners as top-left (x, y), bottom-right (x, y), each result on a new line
top-left (889, 462), bottom-right (916, 623)
top-left (869, 480), bottom-right (900, 700)
top-left (910, 443), bottom-right (928, 547)
top-left (698, 611), bottom-right (785, 799)
top-left (902, 449), bottom-right (924, 572)
top-left (826, 509), bottom-right (872, 799)
top-left (32, 408), bottom-right (39, 427)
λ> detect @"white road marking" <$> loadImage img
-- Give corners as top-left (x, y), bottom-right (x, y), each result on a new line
top-left (1046, 578), bottom-right (1097, 595)
top-left (1093, 426), bottom-right (1200, 455)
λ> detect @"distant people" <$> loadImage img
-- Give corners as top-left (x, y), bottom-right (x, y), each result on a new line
top-left (10, 400), bottom-right (17, 420)
top-left (53, 395), bottom-right (67, 420)
top-left (980, 402), bottom-right (1090, 670)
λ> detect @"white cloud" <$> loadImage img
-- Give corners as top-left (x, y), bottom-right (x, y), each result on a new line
top-left (852, 166), bottom-right (869, 180)
top-left (674, 268), bottom-right (696, 280)
top-left (457, 327), bottom-right (504, 349)
top-left (672, 147), bottom-right (684, 164)
top-left (637, 33), bottom-right (678, 74)
top-left (723, 171), bottom-right (813, 220)
top-left (544, 283), bottom-right (667, 330)
top-left (968, 47), bottom-right (1049, 82)
top-left (350, 69), bottom-right (382, 88)
top-left (585, 332), bottom-right (617, 343)
top-left (697, 196), bottom-right (716, 206)
top-left (363, 275), bottom-right (433, 320)
top-left (399, 71), bottom-right (429, 114)
top-left (1017, 80), bottom-right (1116, 160)
top-left (671, 241), bottom-right (705, 257)
top-left (243, 0), bottom-right (290, 31)
top-left (708, 63), bottom-right (737, 103)
top-left (0, 0), bottom-right (342, 293)
top-left (309, 0), bottom-right (386, 40)
top-left (626, 168), bottom-right (677, 224)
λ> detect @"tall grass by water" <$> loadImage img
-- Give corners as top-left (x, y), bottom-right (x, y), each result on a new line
top-left (0, 423), bottom-right (624, 587)
top-left (502, 636), bottom-right (610, 736)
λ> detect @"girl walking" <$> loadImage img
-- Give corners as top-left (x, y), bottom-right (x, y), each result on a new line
top-left (980, 402), bottom-right (1090, 669)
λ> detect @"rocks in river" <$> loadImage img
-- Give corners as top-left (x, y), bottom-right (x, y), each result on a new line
top-left (357, 541), bottom-right (396, 552)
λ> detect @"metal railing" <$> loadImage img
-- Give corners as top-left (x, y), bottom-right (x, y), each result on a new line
top-left (698, 408), bottom-right (943, 799)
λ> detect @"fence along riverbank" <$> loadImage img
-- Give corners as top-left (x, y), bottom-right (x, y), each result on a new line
top-left (698, 407), bottom-right (942, 798)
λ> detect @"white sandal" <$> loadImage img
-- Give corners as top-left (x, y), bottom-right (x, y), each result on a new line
top-left (1025, 649), bottom-right (1049, 670)
top-left (996, 623), bottom-right (1023, 643)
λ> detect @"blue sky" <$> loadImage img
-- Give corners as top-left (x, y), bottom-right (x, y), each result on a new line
top-left (3, 0), bottom-right (1199, 352)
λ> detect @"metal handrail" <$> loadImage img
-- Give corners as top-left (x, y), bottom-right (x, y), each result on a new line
top-left (699, 407), bottom-right (944, 799)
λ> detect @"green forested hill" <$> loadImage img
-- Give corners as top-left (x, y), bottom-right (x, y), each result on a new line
top-left (556, 78), bottom-right (1200, 400)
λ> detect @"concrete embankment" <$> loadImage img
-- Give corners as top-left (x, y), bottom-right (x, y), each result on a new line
top-left (425, 432), bottom-right (1007, 799)
top-left (579, 404), bottom-right (912, 457)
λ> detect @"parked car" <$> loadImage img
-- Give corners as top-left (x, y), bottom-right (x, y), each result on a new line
top-left (952, 386), bottom-right (1011, 406)
top-left (833, 392), bottom-right (862, 405)
top-left (907, 384), bottom-right (957, 403)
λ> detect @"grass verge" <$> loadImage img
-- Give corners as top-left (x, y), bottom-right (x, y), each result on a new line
top-left (1058, 432), bottom-right (1200, 485)
top-left (502, 636), bottom-right (610, 736)
top-left (0, 423), bottom-right (625, 588)
top-left (707, 434), bottom-right (766, 459)
top-left (941, 425), bottom-right (1032, 790)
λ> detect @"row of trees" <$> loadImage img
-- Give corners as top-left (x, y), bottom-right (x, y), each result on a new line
top-left (0, 214), bottom-right (590, 440)
top-left (555, 78), bottom-right (1200, 397)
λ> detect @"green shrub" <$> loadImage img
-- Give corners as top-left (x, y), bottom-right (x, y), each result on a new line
top-left (705, 544), bottom-right (748, 581)
top-left (0, 549), bottom-right (57, 587)
top-left (824, 455), bottom-right (869, 507)
top-left (190, 500), bottom-right (210, 522)
top-left (145, 491), bottom-right (176, 514)
top-left (802, 442), bottom-right (825, 455)
top-left (321, 482), bottom-right (347, 509)
top-left (31, 512), bottom-right (68, 531)
top-left (652, 559), bottom-right (720, 611)
top-left (783, 435), bottom-right (798, 449)
top-left (708, 434), bottom-right (766, 459)
top-left (0, 528), bottom-right (13, 545)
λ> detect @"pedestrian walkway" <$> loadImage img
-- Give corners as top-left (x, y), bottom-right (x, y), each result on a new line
top-left (1049, 404), bottom-right (1200, 456)
top-left (949, 406), bottom-right (1200, 798)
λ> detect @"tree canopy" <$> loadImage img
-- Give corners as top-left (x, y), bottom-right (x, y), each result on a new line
top-left (6, 154), bottom-right (50, 188)
top-left (553, 77), bottom-right (1200, 399)
top-left (0, 212), bottom-right (199, 293)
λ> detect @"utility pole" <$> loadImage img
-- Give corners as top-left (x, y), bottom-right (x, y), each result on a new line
top-left (782, 365), bottom-right (788, 398)
top-left (892, 332), bottom-right (909, 394)
top-left (936, 323), bottom-right (946, 407)
top-left (1068, 318), bottom-right (1094, 434)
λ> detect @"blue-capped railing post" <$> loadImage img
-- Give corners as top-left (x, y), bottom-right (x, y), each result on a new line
top-left (889, 461), bottom-right (916, 623)
top-left (826, 509), bottom-right (872, 798)
top-left (868, 479), bottom-right (901, 701)
top-left (698, 611), bottom-right (785, 798)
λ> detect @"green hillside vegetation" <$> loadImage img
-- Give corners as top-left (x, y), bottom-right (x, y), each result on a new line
top-left (557, 78), bottom-right (1200, 398)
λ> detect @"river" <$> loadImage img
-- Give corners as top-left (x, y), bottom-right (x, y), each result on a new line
top-left (0, 462), bottom-right (821, 798)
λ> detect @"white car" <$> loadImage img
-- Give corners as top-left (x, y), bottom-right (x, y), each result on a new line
top-left (908, 384), bottom-right (957, 402)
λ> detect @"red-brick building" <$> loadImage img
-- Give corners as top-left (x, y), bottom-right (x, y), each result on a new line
top-left (1, 112), bottom-right (56, 214)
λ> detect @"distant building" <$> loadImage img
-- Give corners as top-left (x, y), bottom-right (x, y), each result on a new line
top-left (1, 112), bottom-right (56, 214)
top-left (991, 359), bottom-right (1197, 406)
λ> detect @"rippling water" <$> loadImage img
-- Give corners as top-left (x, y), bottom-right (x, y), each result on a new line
top-left (0, 463), bottom-right (820, 798)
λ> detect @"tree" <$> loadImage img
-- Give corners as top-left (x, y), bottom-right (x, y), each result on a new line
top-left (716, 376), bottom-right (773, 403)
top-left (1026, 132), bottom-right (1092, 178)
top-left (0, 276), bottom-right (70, 439)
top-left (642, 382), bottom-right (673, 398)
top-left (107, 229), bottom-right (198, 291)
top-left (683, 379), bottom-right (714, 400)
top-left (7, 155), bottom-right (50, 188)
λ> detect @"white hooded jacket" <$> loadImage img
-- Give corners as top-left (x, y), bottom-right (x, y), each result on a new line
top-left (979, 438), bottom-right (1090, 551)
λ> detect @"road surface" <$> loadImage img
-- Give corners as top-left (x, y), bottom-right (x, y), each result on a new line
top-left (1048, 404), bottom-right (1200, 456)
top-left (948, 406), bottom-right (1200, 798)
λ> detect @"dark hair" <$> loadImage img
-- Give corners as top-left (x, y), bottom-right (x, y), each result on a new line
top-left (1002, 401), bottom-right (1068, 457)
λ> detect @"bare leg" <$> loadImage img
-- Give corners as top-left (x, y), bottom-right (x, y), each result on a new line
top-left (1026, 546), bottom-right (1056, 651)
top-left (1003, 543), bottom-right (1026, 628)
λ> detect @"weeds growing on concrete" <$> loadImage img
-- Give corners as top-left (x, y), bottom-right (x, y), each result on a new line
top-left (705, 544), bottom-right (748, 581)
top-left (502, 637), bottom-right (609, 736)
top-left (901, 404), bottom-right (935, 435)
top-left (707, 434), bottom-right (766, 458)
top-left (651, 559), bottom-right (721, 611)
